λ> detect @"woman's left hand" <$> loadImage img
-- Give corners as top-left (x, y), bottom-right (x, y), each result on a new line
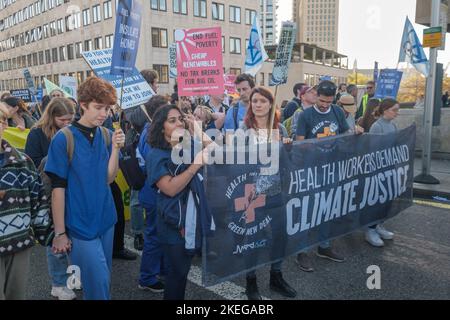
top-left (17, 124), bottom-right (26, 131)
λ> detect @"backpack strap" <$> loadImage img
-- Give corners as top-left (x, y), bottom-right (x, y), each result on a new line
top-left (100, 126), bottom-right (111, 147)
top-left (233, 104), bottom-right (239, 130)
top-left (60, 127), bottom-right (74, 163)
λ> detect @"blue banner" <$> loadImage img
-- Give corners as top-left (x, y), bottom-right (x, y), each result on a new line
top-left (203, 125), bottom-right (415, 286)
top-left (374, 61), bottom-right (379, 82)
top-left (244, 14), bottom-right (268, 76)
top-left (374, 69), bottom-right (403, 99)
top-left (110, 0), bottom-right (143, 76)
top-left (398, 17), bottom-right (429, 77)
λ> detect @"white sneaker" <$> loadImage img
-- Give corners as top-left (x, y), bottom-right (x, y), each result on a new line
top-left (376, 224), bottom-right (394, 240)
top-left (365, 229), bottom-right (384, 247)
top-left (51, 286), bottom-right (77, 300)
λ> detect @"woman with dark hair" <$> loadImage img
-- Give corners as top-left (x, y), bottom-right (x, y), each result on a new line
top-left (357, 98), bottom-right (380, 132)
top-left (241, 87), bottom-right (297, 300)
top-left (25, 97), bottom-right (76, 300)
top-left (145, 104), bottom-right (214, 300)
top-left (365, 98), bottom-right (399, 247)
top-left (2, 96), bottom-right (36, 130)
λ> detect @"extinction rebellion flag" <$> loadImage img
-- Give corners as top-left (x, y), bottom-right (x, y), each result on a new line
top-left (202, 125), bottom-right (416, 286)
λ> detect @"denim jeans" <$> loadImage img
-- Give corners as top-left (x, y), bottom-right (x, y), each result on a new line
top-left (46, 246), bottom-right (69, 287)
top-left (130, 189), bottom-right (145, 236)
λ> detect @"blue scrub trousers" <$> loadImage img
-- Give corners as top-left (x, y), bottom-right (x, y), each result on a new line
top-left (139, 207), bottom-right (168, 286)
top-left (162, 243), bottom-right (193, 300)
top-left (69, 226), bottom-right (114, 300)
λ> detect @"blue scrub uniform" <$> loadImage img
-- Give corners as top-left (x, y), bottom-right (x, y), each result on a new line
top-left (45, 126), bottom-right (116, 300)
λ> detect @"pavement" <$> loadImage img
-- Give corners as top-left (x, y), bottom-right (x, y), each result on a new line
top-left (26, 200), bottom-right (450, 300)
top-left (413, 157), bottom-right (450, 200)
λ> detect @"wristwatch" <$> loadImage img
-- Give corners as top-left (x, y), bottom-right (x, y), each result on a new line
top-left (54, 231), bottom-right (67, 238)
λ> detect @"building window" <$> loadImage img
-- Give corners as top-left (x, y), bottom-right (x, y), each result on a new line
top-left (94, 37), bottom-right (103, 50)
top-left (67, 44), bottom-right (74, 60)
top-left (75, 42), bottom-right (83, 58)
top-left (103, 1), bottom-right (112, 19)
top-left (151, 28), bottom-right (168, 48)
top-left (151, 0), bottom-right (166, 11)
top-left (229, 6), bottom-right (241, 23)
top-left (84, 39), bottom-right (92, 51)
top-left (222, 36), bottom-right (225, 53)
top-left (212, 2), bottom-right (224, 20)
top-left (105, 34), bottom-right (113, 48)
top-left (82, 8), bottom-right (90, 26)
top-left (50, 21), bottom-right (57, 36)
top-left (229, 68), bottom-right (241, 75)
top-left (153, 64), bottom-right (169, 83)
top-left (92, 5), bottom-right (101, 23)
top-left (57, 18), bottom-right (64, 34)
top-left (52, 48), bottom-right (58, 62)
top-left (229, 37), bottom-right (241, 54)
top-left (59, 46), bottom-right (66, 61)
top-left (39, 51), bottom-right (44, 65)
top-left (173, 0), bottom-right (187, 15)
top-left (194, 0), bottom-right (206, 18)
top-left (245, 9), bottom-right (256, 25)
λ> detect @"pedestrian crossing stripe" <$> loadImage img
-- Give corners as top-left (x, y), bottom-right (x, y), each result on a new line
top-left (413, 199), bottom-right (450, 210)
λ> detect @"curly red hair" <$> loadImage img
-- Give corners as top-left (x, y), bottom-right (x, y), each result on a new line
top-left (244, 87), bottom-right (280, 130)
top-left (77, 76), bottom-right (117, 106)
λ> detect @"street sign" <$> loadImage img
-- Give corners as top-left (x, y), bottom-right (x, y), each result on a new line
top-left (423, 26), bottom-right (443, 47)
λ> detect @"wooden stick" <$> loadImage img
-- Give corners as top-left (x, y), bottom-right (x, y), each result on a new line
top-left (268, 85), bottom-right (279, 143)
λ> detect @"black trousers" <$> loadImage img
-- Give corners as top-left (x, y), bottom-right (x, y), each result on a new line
top-left (162, 243), bottom-right (193, 300)
top-left (110, 181), bottom-right (125, 252)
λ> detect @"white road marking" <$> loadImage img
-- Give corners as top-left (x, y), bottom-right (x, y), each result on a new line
top-left (124, 235), bottom-right (270, 300)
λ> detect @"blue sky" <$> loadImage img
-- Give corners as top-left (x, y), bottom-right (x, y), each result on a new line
top-left (278, 0), bottom-right (450, 71)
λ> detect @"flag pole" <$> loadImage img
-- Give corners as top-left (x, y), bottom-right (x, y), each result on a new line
top-left (113, 72), bottom-right (126, 148)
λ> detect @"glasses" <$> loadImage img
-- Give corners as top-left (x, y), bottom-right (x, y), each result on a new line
top-left (366, 87), bottom-right (374, 90)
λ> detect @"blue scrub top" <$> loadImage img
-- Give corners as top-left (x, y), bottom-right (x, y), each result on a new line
top-left (223, 101), bottom-right (247, 131)
top-left (45, 126), bottom-right (117, 240)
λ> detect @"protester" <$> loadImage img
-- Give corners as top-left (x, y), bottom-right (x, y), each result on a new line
top-left (49, 89), bottom-right (65, 99)
top-left (441, 91), bottom-right (449, 108)
top-left (334, 83), bottom-right (347, 104)
top-left (0, 102), bottom-right (52, 300)
top-left (123, 69), bottom-right (159, 250)
top-left (45, 77), bottom-right (125, 300)
top-left (24, 97), bottom-right (76, 300)
top-left (295, 80), bottom-right (364, 271)
top-left (0, 92), bottom-right (11, 100)
top-left (285, 85), bottom-right (317, 138)
top-left (357, 98), bottom-right (380, 132)
top-left (146, 104), bottom-right (214, 300)
top-left (241, 87), bottom-right (297, 300)
top-left (2, 96), bottom-right (36, 130)
top-left (224, 74), bottom-right (255, 130)
top-left (356, 81), bottom-right (376, 119)
top-left (365, 98), bottom-right (399, 247)
top-left (346, 84), bottom-right (358, 100)
top-left (282, 83), bottom-right (305, 121)
top-left (338, 94), bottom-right (357, 131)
top-left (415, 95), bottom-right (425, 109)
top-left (137, 95), bottom-right (169, 293)
top-left (205, 94), bottom-right (228, 130)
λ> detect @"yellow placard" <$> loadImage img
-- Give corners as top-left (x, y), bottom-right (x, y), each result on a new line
top-left (423, 30), bottom-right (442, 48)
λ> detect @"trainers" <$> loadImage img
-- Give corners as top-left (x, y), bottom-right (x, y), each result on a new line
top-left (134, 234), bottom-right (144, 251)
top-left (365, 228), bottom-right (385, 247)
top-left (296, 252), bottom-right (314, 272)
top-left (245, 277), bottom-right (262, 300)
top-left (51, 286), bottom-right (77, 300)
top-left (316, 247), bottom-right (345, 262)
top-left (138, 280), bottom-right (164, 293)
top-left (269, 271), bottom-right (297, 298)
top-left (113, 249), bottom-right (137, 260)
top-left (376, 224), bottom-right (394, 240)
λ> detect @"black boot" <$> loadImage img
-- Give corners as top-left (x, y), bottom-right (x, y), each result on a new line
top-left (245, 276), bottom-right (262, 300)
top-left (269, 271), bottom-right (297, 298)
